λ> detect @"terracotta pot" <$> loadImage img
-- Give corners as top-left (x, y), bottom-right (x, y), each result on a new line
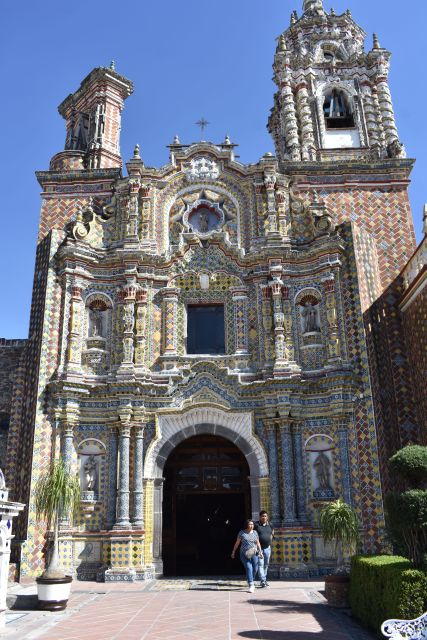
top-left (324, 574), bottom-right (350, 608)
top-left (36, 575), bottom-right (73, 611)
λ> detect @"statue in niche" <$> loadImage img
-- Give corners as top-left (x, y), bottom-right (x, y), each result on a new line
top-left (89, 307), bottom-right (104, 337)
top-left (84, 455), bottom-right (97, 491)
top-left (314, 452), bottom-right (332, 490)
top-left (199, 210), bottom-right (209, 232)
top-left (301, 301), bottom-right (320, 333)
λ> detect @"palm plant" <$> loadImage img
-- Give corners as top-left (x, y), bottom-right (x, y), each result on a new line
top-left (35, 458), bottom-right (80, 579)
top-left (319, 498), bottom-right (359, 572)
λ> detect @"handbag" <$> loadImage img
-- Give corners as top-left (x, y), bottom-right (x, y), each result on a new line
top-left (245, 546), bottom-right (257, 559)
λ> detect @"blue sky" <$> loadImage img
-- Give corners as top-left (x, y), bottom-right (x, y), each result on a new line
top-left (1, 0), bottom-right (425, 338)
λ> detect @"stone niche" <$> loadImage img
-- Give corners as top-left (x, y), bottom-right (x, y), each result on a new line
top-left (305, 434), bottom-right (335, 500)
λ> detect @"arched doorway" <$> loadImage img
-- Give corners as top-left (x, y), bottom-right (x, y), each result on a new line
top-left (162, 434), bottom-right (250, 576)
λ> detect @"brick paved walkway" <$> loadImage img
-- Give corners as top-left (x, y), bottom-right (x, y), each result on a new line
top-left (4, 579), bottom-right (377, 639)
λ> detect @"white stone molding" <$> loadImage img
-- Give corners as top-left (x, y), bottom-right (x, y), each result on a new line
top-left (145, 406), bottom-right (268, 478)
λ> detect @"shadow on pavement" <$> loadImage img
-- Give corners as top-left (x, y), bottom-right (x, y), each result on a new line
top-left (6, 594), bottom-right (39, 610)
top-left (243, 598), bottom-right (377, 639)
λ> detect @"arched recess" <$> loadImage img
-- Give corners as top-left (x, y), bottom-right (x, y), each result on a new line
top-left (145, 406), bottom-right (269, 575)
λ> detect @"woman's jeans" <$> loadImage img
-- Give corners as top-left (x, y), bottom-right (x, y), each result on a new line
top-left (240, 552), bottom-right (259, 585)
top-left (258, 546), bottom-right (271, 583)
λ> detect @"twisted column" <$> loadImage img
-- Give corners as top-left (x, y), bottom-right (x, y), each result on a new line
top-left (280, 82), bottom-right (300, 160)
top-left (132, 424), bottom-right (145, 528)
top-left (376, 78), bottom-right (398, 146)
top-left (361, 84), bottom-right (380, 152)
top-left (295, 83), bottom-right (316, 161)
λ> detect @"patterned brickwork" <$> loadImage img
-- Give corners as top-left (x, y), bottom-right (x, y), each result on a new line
top-left (401, 277), bottom-right (427, 445)
top-left (294, 184), bottom-right (416, 307)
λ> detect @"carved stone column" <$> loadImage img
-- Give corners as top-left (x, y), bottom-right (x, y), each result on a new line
top-left (152, 478), bottom-right (164, 574)
top-left (106, 426), bottom-right (119, 529)
top-left (125, 178), bottom-right (140, 244)
top-left (322, 276), bottom-right (341, 365)
top-left (376, 77), bottom-right (398, 147)
top-left (66, 285), bottom-right (83, 375)
top-left (132, 423), bottom-right (145, 529)
top-left (282, 285), bottom-right (298, 370)
top-left (295, 82), bottom-right (316, 161)
top-left (231, 287), bottom-right (249, 356)
top-left (291, 421), bottom-right (307, 522)
top-left (361, 83), bottom-right (380, 153)
top-left (266, 421), bottom-right (281, 524)
top-left (61, 420), bottom-right (75, 471)
top-left (161, 288), bottom-right (179, 356)
top-left (264, 173), bottom-right (278, 234)
top-left (336, 417), bottom-right (353, 506)
top-left (271, 277), bottom-right (286, 374)
top-left (260, 285), bottom-right (274, 368)
top-left (279, 420), bottom-right (296, 525)
top-left (114, 419), bottom-right (131, 529)
top-left (139, 183), bottom-right (152, 243)
top-left (120, 284), bottom-right (136, 368)
top-left (276, 45), bottom-right (300, 161)
top-left (134, 288), bottom-right (148, 370)
top-left (59, 418), bottom-right (76, 529)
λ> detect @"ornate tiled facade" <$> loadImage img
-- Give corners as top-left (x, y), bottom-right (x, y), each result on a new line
top-left (3, 0), bottom-right (425, 581)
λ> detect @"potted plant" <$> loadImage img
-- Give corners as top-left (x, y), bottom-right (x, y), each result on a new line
top-left (319, 497), bottom-right (359, 607)
top-left (35, 458), bottom-right (80, 611)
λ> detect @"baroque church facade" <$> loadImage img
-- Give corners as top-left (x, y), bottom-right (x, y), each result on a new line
top-left (3, 0), bottom-right (424, 581)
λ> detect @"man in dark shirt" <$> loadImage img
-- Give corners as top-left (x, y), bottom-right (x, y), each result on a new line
top-left (254, 510), bottom-right (274, 588)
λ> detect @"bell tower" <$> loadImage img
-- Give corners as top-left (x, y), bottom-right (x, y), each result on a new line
top-left (54, 64), bottom-right (133, 170)
top-left (268, 0), bottom-right (405, 162)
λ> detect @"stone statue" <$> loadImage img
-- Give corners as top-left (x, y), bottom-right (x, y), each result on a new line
top-left (84, 456), bottom-right (97, 491)
top-left (199, 210), bottom-right (209, 232)
top-left (301, 301), bottom-right (320, 333)
top-left (314, 452), bottom-right (332, 490)
top-left (303, 0), bottom-right (325, 15)
top-left (89, 308), bottom-right (104, 337)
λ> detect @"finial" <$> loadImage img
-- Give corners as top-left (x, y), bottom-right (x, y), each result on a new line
top-left (278, 34), bottom-right (287, 53)
top-left (110, 60), bottom-right (116, 70)
top-left (330, 8), bottom-right (335, 15)
top-left (291, 10), bottom-right (298, 25)
top-left (423, 204), bottom-right (427, 235)
top-left (133, 143), bottom-right (140, 159)
top-left (224, 134), bottom-right (231, 145)
top-left (173, 134), bottom-right (181, 145)
top-left (345, 9), bottom-right (352, 17)
top-left (373, 33), bottom-right (381, 50)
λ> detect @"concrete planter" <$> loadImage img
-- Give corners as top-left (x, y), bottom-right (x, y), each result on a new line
top-left (324, 574), bottom-right (350, 608)
top-left (36, 575), bottom-right (73, 611)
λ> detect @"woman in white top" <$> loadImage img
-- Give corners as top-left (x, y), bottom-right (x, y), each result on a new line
top-left (231, 519), bottom-right (263, 593)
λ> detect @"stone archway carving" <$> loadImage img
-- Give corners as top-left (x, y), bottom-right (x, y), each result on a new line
top-left (144, 406), bottom-right (269, 575)
top-left (145, 407), bottom-right (268, 478)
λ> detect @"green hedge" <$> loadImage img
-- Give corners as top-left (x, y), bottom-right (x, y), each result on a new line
top-left (349, 555), bottom-right (427, 633)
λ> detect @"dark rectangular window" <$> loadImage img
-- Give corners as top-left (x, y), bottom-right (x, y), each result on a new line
top-left (187, 305), bottom-right (225, 355)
